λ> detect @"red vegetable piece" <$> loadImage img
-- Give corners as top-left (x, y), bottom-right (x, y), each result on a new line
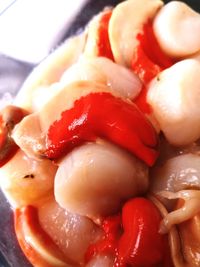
top-left (140, 22), bottom-right (173, 70)
top-left (85, 215), bottom-right (121, 263)
top-left (132, 44), bottom-right (161, 85)
top-left (132, 22), bottom-right (173, 84)
top-left (116, 198), bottom-right (165, 267)
top-left (97, 9), bottom-right (114, 60)
top-left (134, 85), bottom-right (152, 115)
top-left (132, 22), bottom-right (174, 115)
top-left (45, 92), bottom-right (158, 166)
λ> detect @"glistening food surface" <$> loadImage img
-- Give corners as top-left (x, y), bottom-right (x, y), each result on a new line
top-left (1, 0), bottom-right (200, 266)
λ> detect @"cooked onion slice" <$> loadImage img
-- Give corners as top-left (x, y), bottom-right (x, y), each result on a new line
top-left (153, 1), bottom-right (200, 58)
top-left (54, 141), bottom-right (148, 219)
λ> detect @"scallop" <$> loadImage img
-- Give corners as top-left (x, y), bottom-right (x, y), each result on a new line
top-left (86, 255), bottom-right (114, 267)
top-left (150, 153), bottom-right (200, 194)
top-left (109, 0), bottom-right (163, 66)
top-left (60, 57), bottom-right (142, 100)
top-left (147, 59), bottom-right (200, 146)
top-left (153, 1), bottom-right (200, 58)
top-left (14, 33), bottom-right (86, 112)
top-left (0, 150), bottom-right (57, 207)
top-left (54, 141), bottom-right (148, 219)
top-left (38, 198), bottom-right (102, 265)
top-left (12, 113), bottom-right (45, 159)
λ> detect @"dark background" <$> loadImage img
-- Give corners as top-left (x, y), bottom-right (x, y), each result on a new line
top-left (0, 0), bottom-right (200, 266)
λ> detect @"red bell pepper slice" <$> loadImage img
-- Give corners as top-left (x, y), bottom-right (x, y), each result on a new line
top-left (116, 198), bottom-right (166, 267)
top-left (97, 9), bottom-right (114, 60)
top-left (85, 198), bottom-right (173, 267)
top-left (45, 92), bottom-right (158, 166)
top-left (85, 215), bottom-right (121, 263)
top-left (132, 22), bottom-right (173, 84)
top-left (132, 22), bottom-right (174, 115)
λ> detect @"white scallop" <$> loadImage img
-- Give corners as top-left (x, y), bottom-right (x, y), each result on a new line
top-left (150, 153), bottom-right (200, 194)
top-left (86, 255), bottom-right (114, 267)
top-left (153, 1), bottom-right (200, 57)
top-left (12, 113), bottom-right (45, 159)
top-left (54, 141), bottom-right (148, 220)
top-left (61, 57), bottom-right (142, 100)
top-left (109, 0), bottom-right (163, 66)
top-left (38, 198), bottom-right (102, 265)
top-left (0, 150), bottom-right (57, 207)
top-left (147, 59), bottom-right (200, 146)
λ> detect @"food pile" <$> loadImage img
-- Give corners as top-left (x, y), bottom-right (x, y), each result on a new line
top-left (1, 0), bottom-right (200, 266)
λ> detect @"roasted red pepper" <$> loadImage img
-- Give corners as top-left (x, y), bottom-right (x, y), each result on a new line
top-left (132, 22), bottom-right (174, 114)
top-left (45, 92), bottom-right (158, 166)
top-left (116, 198), bottom-right (165, 267)
top-left (85, 198), bottom-right (172, 267)
top-left (85, 215), bottom-right (121, 263)
top-left (132, 22), bottom-right (173, 84)
top-left (97, 9), bottom-right (114, 60)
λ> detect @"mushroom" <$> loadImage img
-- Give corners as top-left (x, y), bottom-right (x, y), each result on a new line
top-left (149, 194), bottom-right (200, 267)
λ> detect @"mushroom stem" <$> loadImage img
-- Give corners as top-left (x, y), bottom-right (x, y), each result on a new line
top-left (148, 194), bottom-right (197, 267)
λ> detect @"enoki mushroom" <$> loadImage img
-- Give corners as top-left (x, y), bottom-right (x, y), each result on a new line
top-left (157, 190), bottom-right (200, 234)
